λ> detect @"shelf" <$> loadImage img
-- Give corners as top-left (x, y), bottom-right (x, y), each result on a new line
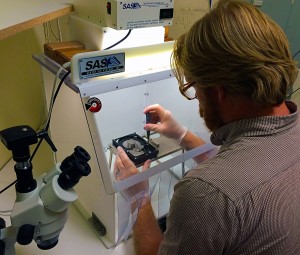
top-left (32, 54), bottom-right (77, 93)
top-left (0, 1), bottom-right (73, 40)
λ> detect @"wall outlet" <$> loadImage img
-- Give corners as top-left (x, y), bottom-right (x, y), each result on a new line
top-left (252, 0), bottom-right (263, 6)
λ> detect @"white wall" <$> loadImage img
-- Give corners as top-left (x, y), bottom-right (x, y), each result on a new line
top-left (169, 0), bottom-right (221, 39)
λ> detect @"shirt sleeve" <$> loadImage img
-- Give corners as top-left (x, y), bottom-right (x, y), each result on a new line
top-left (158, 177), bottom-right (240, 255)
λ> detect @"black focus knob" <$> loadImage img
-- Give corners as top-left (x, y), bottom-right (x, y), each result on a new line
top-left (17, 224), bottom-right (35, 245)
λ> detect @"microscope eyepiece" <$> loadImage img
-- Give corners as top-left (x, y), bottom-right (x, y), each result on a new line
top-left (59, 146), bottom-right (91, 190)
top-left (58, 159), bottom-right (91, 190)
top-left (60, 146), bottom-right (91, 171)
top-left (74, 146), bottom-right (91, 162)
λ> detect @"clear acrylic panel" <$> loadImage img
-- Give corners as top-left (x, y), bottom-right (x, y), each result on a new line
top-left (80, 77), bottom-right (216, 243)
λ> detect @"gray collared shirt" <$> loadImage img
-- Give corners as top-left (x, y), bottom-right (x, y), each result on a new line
top-left (159, 101), bottom-right (300, 254)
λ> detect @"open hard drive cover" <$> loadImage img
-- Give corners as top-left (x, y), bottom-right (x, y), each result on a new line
top-left (112, 133), bottom-right (159, 165)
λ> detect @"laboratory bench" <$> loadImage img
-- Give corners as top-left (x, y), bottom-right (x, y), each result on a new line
top-left (0, 160), bottom-right (135, 255)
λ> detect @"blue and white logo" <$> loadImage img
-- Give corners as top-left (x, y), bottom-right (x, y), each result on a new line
top-left (123, 3), bottom-right (141, 9)
top-left (79, 53), bottom-right (125, 79)
top-left (107, 56), bottom-right (121, 67)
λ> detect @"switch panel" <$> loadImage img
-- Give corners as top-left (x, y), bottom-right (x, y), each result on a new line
top-left (252, 0), bottom-right (263, 7)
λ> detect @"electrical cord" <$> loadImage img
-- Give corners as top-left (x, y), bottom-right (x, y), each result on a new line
top-left (56, 18), bottom-right (62, 42)
top-left (2, 29), bottom-right (130, 195)
top-left (45, 62), bottom-right (71, 130)
top-left (30, 70), bottom-right (71, 162)
top-left (103, 29), bottom-right (132, 50)
top-left (287, 87), bottom-right (300, 99)
top-left (0, 70), bottom-right (71, 196)
top-left (45, 67), bottom-right (71, 131)
top-left (43, 18), bottom-right (62, 42)
top-left (43, 23), bottom-right (50, 43)
top-left (292, 49), bottom-right (300, 59)
top-left (49, 21), bottom-right (59, 41)
top-left (284, 49), bottom-right (300, 99)
top-left (0, 181), bottom-right (16, 196)
top-left (36, 62), bottom-right (70, 134)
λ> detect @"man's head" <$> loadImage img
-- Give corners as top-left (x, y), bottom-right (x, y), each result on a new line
top-left (172, 0), bottom-right (298, 124)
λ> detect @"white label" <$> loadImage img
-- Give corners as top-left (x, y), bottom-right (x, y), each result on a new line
top-left (252, 0), bottom-right (263, 6)
top-left (79, 53), bottom-right (125, 79)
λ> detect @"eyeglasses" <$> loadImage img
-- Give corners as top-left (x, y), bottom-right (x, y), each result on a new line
top-left (179, 81), bottom-right (197, 100)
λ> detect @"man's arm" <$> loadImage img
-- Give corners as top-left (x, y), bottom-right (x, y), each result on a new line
top-left (180, 130), bottom-right (209, 164)
top-left (180, 130), bottom-right (205, 150)
top-left (114, 147), bottom-right (163, 254)
top-left (133, 202), bottom-right (163, 255)
top-left (143, 104), bottom-right (210, 164)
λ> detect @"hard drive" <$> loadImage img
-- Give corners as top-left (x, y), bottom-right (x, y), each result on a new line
top-left (112, 133), bottom-right (159, 165)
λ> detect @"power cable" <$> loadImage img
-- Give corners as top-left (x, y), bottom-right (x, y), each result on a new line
top-left (103, 29), bottom-right (132, 50)
top-left (0, 71), bottom-right (71, 196)
top-left (292, 49), bottom-right (300, 59)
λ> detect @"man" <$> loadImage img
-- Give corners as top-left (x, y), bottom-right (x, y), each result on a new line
top-left (114, 0), bottom-right (300, 254)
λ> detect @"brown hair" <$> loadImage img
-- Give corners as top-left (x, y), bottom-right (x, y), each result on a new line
top-left (172, 0), bottom-right (298, 106)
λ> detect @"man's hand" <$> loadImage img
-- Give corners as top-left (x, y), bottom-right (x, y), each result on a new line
top-left (114, 146), bottom-right (151, 208)
top-left (144, 104), bottom-right (187, 144)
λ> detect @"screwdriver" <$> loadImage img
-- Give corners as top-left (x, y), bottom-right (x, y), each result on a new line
top-left (146, 112), bottom-right (151, 144)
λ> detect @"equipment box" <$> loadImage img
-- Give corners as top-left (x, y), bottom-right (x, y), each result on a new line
top-left (34, 42), bottom-right (214, 248)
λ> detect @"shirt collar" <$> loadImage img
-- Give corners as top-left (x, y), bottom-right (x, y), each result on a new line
top-left (210, 101), bottom-right (298, 146)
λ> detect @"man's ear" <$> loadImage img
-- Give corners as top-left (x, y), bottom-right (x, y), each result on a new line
top-left (216, 86), bottom-right (226, 103)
